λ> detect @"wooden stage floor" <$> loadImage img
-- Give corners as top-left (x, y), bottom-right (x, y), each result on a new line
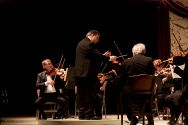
top-left (0, 115), bottom-right (184, 125)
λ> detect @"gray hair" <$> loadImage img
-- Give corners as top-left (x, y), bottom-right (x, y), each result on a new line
top-left (132, 43), bottom-right (146, 56)
top-left (42, 59), bottom-right (51, 66)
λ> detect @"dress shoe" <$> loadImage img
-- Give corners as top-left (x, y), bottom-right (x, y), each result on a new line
top-left (62, 114), bottom-right (69, 119)
top-left (41, 113), bottom-right (47, 120)
top-left (53, 114), bottom-right (61, 119)
top-left (85, 116), bottom-right (102, 120)
top-left (167, 120), bottom-right (176, 125)
top-left (146, 123), bottom-right (154, 125)
top-left (38, 112), bottom-right (47, 120)
top-left (92, 116), bottom-right (102, 120)
top-left (79, 116), bottom-right (85, 120)
top-left (85, 114), bottom-right (94, 120)
top-left (130, 118), bottom-right (138, 125)
top-left (53, 116), bottom-right (61, 119)
top-left (78, 113), bottom-right (85, 120)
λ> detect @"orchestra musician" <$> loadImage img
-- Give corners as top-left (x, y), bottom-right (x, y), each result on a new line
top-left (96, 62), bottom-right (121, 115)
top-left (35, 59), bottom-right (69, 120)
top-left (165, 54), bottom-right (185, 124)
top-left (94, 73), bottom-right (108, 118)
top-left (176, 52), bottom-right (188, 125)
top-left (153, 59), bottom-right (172, 116)
top-left (118, 43), bottom-right (155, 125)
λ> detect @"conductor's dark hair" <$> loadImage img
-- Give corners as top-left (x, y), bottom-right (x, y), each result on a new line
top-left (86, 30), bottom-right (100, 37)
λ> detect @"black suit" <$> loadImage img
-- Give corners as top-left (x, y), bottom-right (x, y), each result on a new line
top-left (35, 71), bottom-right (69, 119)
top-left (119, 54), bottom-right (155, 124)
top-left (174, 54), bottom-right (188, 124)
top-left (75, 37), bottom-right (109, 119)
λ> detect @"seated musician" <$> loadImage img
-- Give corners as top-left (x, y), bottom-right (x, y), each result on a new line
top-left (94, 73), bottom-right (107, 118)
top-left (165, 55), bottom-right (185, 124)
top-left (96, 61), bottom-right (122, 115)
top-left (35, 59), bottom-right (69, 120)
top-left (118, 43), bottom-right (155, 125)
top-left (95, 69), bottom-right (119, 116)
top-left (177, 53), bottom-right (188, 125)
top-left (153, 59), bottom-right (172, 115)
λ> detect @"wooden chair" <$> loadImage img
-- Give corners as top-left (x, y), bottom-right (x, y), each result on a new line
top-left (35, 89), bottom-right (60, 120)
top-left (120, 74), bottom-right (156, 125)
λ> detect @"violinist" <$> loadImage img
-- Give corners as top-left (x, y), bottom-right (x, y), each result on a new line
top-left (95, 73), bottom-right (108, 118)
top-left (153, 59), bottom-right (172, 116)
top-left (153, 59), bottom-right (169, 76)
top-left (177, 52), bottom-right (188, 125)
top-left (119, 43), bottom-right (155, 125)
top-left (153, 59), bottom-right (172, 86)
top-left (96, 60), bottom-right (122, 95)
top-left (165, 55), bottom-right (185, 124)
top-left (35, 59), bottom-right (69, 120)
top-left (118, 43), bottom-right (155, 125)
top-left (96, 70), bottom-right (118, 95)
top-left (95, 65), bottom-right (120, 116)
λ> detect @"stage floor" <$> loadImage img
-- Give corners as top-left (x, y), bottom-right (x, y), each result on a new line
top-left (0, 115), bottom-right (183, 125)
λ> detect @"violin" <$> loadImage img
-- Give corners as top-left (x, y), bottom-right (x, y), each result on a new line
top-left (162, 53), bottom-right (186, 65)
top-left (97, 73), bottom-right (108, 91)
top-left (112, 60), bottom-right (121, 65)
top-left (159, 68), bottom-right (171, 75)
top-left (153, 59), bottom-right (171, 76)
top-left (97, 70), bottom-right (117, 84)
top-left (49, 68), bottom-right (65, 78)
top-left (97, 73), bottom-right (106, 84)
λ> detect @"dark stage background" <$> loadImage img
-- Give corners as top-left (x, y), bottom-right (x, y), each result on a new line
top-left (0, 0), bottom-right (159, 116)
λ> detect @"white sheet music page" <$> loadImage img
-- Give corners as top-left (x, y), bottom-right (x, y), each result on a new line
top-left (170, 64), bottom-right (185, 79)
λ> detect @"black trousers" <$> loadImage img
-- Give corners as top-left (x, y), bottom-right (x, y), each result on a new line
top-left (165, 90), bottom-right (182, 121)
top-left (76, 77), bottom-right (99, 119)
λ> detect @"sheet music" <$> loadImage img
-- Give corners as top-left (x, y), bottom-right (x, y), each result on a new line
top-left (170, 64), bottom-right (185, 79)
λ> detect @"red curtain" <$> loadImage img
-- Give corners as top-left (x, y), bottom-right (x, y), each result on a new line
top-left (156, 1), bottom-right (171, 60)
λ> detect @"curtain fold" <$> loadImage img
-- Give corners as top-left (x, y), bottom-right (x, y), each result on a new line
top-left (160, 0), bottom-right (188, 18)
top-left (157, 1), bottom-right (171, 60)
top-left (156, 0), bottom-right (188, 60)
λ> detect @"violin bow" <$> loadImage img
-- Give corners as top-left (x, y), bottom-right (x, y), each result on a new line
top-left (101, 63), bottom-right (108, 73)
top-left (60, 58), bottom-right (66, 69)
top-left (53, 53), bottom-right (64, 81)
top-left (113, 41), bottom-right (126, 61)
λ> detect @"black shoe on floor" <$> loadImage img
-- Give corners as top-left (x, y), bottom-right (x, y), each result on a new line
top-left (130, 118), bottom-right (138, 125)
top-left (92, 116), bottom-right (102, 120)
top-left (41, 115), bottom-right (47, 120)
top-left (146, 123), bottom-right (154, 125)
top-left (53, 114), bottom-right (61, 119)
top-left (167, 120), bottom-right (176, 125)
top-left (79, 116), bottom-right (85, 120)
top-left (130, 121), bottom-right (138, 125)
